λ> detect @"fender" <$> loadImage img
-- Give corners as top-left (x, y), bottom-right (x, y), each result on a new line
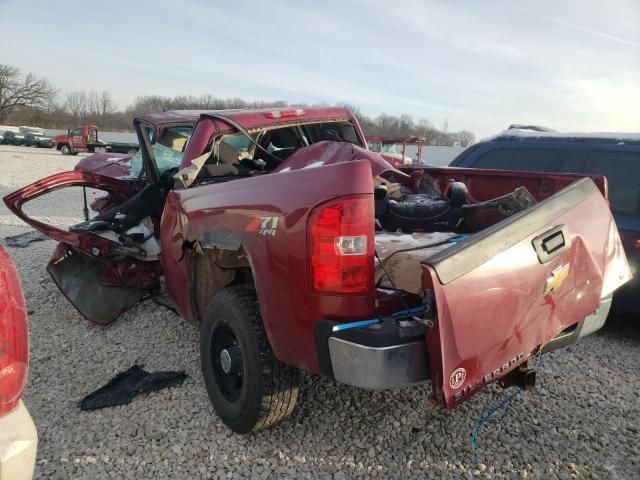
top-left (160, 160), bottom-right (376, 372)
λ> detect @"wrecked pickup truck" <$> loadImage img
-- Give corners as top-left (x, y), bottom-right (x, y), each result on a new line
top-left (4, 107), bottom-right (631, 433)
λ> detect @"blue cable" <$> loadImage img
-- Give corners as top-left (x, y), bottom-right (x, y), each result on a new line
top-left (469, 350), bottom-right (544, 464)
top-left (332, 306), bottom-right (426, 332)
top-left (470, 387), bottom-right (522, 464)
top-left (391, 306), bottom-right (425, 317)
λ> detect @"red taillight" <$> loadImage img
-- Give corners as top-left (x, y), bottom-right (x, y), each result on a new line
top-left (308, 195), bottom-right (374, 294)
top-left (0, 248), bottom-right (29, 416)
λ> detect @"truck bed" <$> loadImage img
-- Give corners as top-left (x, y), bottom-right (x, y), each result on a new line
top-left (375, 231), bottom-right (458, 293)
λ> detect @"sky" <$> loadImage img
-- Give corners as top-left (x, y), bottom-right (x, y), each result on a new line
top-left (1, 0), bottom-right (639, 137)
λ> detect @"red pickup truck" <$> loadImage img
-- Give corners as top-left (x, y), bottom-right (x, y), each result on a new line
top-left (54, 125), bottom-right (139, 156)
top-left (4, 107), bottom-right (631, 433)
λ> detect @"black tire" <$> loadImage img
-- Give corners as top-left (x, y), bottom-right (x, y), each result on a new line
top-left (200, 287), bottom-right (299, 433)
top-left (60, 144), bottom-right (71, 155)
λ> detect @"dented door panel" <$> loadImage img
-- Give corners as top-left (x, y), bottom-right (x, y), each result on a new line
top-left (3, 170), bottom-right (139, 248)
top-left (3, 171), bottom-right (161, 324)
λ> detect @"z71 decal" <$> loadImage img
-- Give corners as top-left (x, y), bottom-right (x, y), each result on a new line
top-left (245, 216), bottom-right (279, 236)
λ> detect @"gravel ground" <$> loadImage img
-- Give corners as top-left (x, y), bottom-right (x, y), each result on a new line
top-left (1, 144), bottom-right (639, 479)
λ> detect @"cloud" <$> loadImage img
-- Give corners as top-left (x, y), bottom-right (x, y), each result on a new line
top-left (517, 7), bottom-right (640, 49)
top-left (1, 0), bottom-right (638, 136)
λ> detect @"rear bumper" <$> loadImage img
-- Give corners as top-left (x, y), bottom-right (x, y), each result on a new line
top-left (316, 296), bottom-right (612, 390)
top-left (0, 401), bottom-right (37, 480)
top-left (542, 296), bottom-right (612, 353)
top-left (315, 316), bottom-right (430, 390)
top-left (328, 337), bottom-right (429, 389)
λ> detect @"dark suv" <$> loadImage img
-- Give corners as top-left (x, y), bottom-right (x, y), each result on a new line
top-left (451, 126), bottom-right (640, 311)
top-left (2, 131), bottom-right (26, 146)
top-left (24, 132), bottom-right (54, 148)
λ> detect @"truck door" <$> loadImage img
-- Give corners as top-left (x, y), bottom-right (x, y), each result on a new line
top-left (70, 127), bottom-right (83, 150)
top-left (3, 171), bottom-right (161, 325)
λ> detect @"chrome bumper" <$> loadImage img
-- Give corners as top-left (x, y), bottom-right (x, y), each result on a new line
top-left (328, 337), bottom-right (429, 390)
top-left (542, 297), bottom-right (612, 354)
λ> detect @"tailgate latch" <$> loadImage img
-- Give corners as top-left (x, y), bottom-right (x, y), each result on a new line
top-left (532, 224), bottom-right (571, 263)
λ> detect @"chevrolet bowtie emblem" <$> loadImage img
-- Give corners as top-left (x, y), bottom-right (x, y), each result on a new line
top-left (543, 263), bottom-right (570, 295)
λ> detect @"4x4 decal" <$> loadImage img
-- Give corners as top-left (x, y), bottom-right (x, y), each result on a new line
top-left (245, 216), bottom-right (279, 236)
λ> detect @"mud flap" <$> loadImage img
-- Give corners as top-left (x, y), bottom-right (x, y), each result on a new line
top-left (48, 250), bottom-right (149, 325)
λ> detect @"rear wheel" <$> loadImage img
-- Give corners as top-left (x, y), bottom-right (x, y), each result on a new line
top-left (60, 144), bottom-right (71, 155)
top-left (200, 287), bottom-right (299, 433)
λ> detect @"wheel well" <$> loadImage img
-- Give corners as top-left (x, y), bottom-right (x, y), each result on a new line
top-left (190, 246), bottom-right (255, 325)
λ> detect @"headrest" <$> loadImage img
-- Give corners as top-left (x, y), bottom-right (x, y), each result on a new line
top-left (270, 128), bottom-right (299, 148)
top-left (160, 130), bottom-right (188, 151)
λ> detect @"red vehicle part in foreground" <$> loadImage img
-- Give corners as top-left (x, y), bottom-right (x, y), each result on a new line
top-left (0, 246), bottom-right (29, 415)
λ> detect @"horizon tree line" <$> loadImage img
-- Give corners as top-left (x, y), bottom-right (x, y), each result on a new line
top-left (0, 63), bottom-right (475, 147)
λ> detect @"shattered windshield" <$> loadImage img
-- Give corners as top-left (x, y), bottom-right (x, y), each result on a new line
top-left (130, 126), bottom-right (192, 177)
top-left (130, 143), bottom-right (185, 177)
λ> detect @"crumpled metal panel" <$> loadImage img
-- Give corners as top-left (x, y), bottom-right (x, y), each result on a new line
top-left (48, 250), bottom-right (149, 325)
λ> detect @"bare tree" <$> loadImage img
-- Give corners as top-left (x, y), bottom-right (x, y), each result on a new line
top-left (87, 90), bottom-right (100, 116)
top-left (0, 64), bottom-right (57, 122)
top-left (65, 90), bottom-right (88, 117)
top-left (455, 130), bottom-right (476, 147)
top-left (98, 91), bottom-right (116, 115)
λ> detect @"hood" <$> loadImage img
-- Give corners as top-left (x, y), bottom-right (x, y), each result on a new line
top-left (74, 152), bottom-right (136, 179)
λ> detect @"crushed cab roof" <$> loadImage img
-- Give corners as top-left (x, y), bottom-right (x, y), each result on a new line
top-left (137, 107), bottom-right (354, 128)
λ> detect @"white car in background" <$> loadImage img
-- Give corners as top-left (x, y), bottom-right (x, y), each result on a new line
top-left (0, 246), bottom-right (37, 480)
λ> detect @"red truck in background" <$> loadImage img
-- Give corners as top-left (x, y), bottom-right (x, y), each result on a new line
top-left (4, 107), bottom-right (631, 433)
top-left (54, 125), bottom-right (139, 156)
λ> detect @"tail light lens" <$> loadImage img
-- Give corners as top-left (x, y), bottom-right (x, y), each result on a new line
top-left (0, 249), bottom-right (29, 416)
top-left (308, 195), bottom-right (374, 294)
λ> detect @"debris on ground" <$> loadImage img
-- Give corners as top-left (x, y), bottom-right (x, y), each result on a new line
top-left (80, 365), bottom-right (187, 411)
top-left (5, 230), bottom-right (48, 247)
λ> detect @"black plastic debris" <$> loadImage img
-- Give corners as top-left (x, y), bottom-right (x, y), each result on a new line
top-left (80, 365), bottom-right (187, 411)
top-left (4, 230), bottom-right (48, 247)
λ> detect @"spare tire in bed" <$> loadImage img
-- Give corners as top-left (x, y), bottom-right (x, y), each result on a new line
top-left (379, 194), bottom-right (464, 232)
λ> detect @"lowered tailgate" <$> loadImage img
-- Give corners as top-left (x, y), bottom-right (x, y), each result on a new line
top-left (422, 178), bottom-right (631, 408)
